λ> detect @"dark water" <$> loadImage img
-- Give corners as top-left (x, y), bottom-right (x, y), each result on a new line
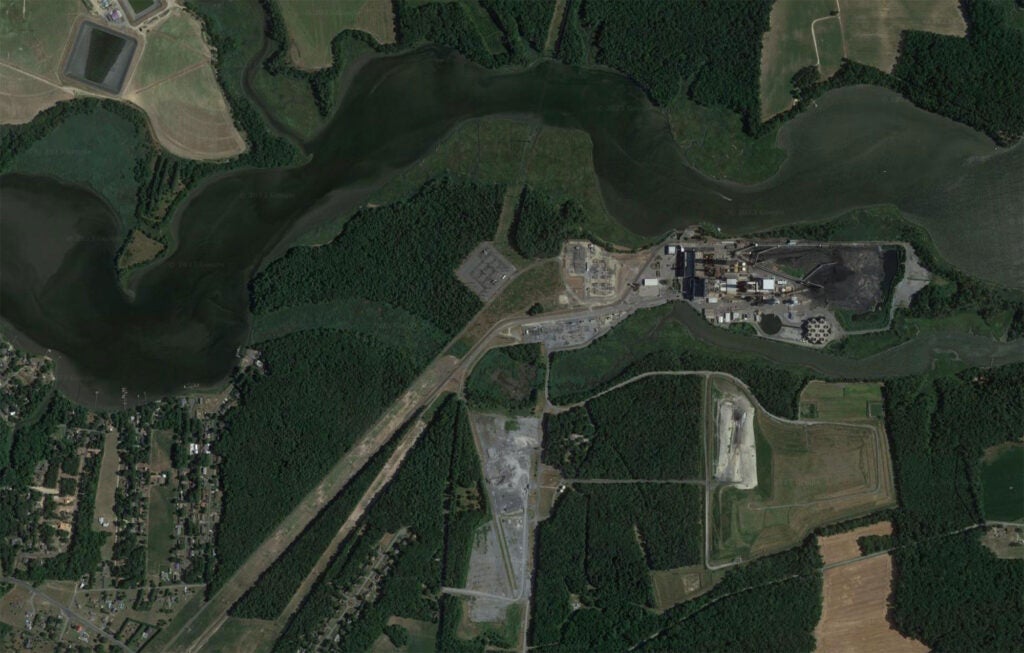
top-left (2, 48), bottom-right (1022, 405)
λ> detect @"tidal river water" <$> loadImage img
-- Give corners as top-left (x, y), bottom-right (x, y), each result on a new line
top-left (1, 47), bottom-right (1022, 405)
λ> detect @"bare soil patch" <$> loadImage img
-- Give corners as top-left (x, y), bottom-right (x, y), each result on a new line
top-left (817, 554), bottom-right (926, 653)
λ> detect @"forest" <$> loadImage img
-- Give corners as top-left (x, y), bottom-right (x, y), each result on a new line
top-left (273, 395), bottom-right (488, 652)
top-left (892, 0), bottom-right (1024, 145)
top-left (883, 364), bottom-right (1024, 651)
top-left (530, 486), bottom-right (821, 652)
top-left (229, 431), bottom-right (400, 619)
top-left (560, 0), bottom-right (772, 129)
top-left (509, 188), bottom-right (586, 259)
top-left (250, 178), bottom-right (503, 337)
top-left (548, 306), bottom-right (808, 418)
top-left (542, 375), bottom-right (704, 479)
top-left (208, 330), bottom-right (419, 595)
top-left (465, 344), bottom-right (545, 414)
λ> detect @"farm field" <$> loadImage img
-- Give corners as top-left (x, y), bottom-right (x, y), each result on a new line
top-left (278, 0), bottom-right (396, 70)
top-left (0, 0), bottom-right (83, 121)
top-left (980, 443), bottom-right (1024, 523)
top-left (818, 521), bottom-right (891, 565)
top-left (758, 0), bottom-right (838, 119)
top-left (818, 552), bottom-right (926, 653)
top-left (799, 381), bottom-right (883, 421)
top-left (838, 0), bottom-right (965, 72)
top-left (709, 375), bottom-right (896, 564)
top-left (124, 8), bottom-right (245, 160)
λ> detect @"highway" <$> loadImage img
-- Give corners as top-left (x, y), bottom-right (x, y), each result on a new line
top-left (157, 274), bottom-right (661, 651)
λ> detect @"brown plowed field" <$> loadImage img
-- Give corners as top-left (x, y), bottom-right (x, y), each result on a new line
top-left (818, 521), bottom-right (891, 565)
top-left (816, 553), bottom-right (925, 653)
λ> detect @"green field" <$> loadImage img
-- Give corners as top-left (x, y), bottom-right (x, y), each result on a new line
top-left (131, 12), bottom-right (207, 87)
top-left (145, 429), bottom-right (176, 579)
top-left (758, 0), bottom-right (837, 119)
top-left (0, 0), bottom-right (83, 80)
top-left (799, 381), bottom-right (883, 421)
top-left (814, 15), bottom-right (845, 76)
top-left (980, 444), bottom-right (1024, 523)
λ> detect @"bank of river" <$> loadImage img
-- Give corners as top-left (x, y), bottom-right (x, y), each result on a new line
top-left (1, 47), bottom-right (1022, 405)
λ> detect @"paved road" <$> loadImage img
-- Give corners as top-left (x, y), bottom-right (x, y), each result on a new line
top-left (159, 283), bottom-right (658, 651)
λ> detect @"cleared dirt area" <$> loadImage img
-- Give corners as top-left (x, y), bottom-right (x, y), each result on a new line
top-left (279, 0), bottom-right (396, 70)
top-left (838, 0), bottom-right (965, 72)
top-left (817, 554), bottom-right (926, 653)
top-left (818, 521), bottom-right (892, 565)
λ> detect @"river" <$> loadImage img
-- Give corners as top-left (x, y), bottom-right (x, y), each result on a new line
top-left (1, 47), bottom-right (1022, 406)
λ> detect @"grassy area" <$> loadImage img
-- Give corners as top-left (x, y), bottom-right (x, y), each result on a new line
top-left (117, 229), bottom-right (165, 270)
top-left (0, 0), bottom-right (82, 81)
top-left (710, 376), bottom-right (894, 564)
top-left (666, 96), bottom-right (786, 183)
top-left (980, 444), bottom-right (1024, 523)
top-left (92, 429), bottom-right (120, 561)
top-left (145, 429), bottom-right (175, 579)
top-left (814, 15), bottom-right (845, 76)
top-left (129, 19), bottom-right (246, 162)
top-left (650, 565), bottom-right (714, 610)
top-left (249, 297), bottom-right (448, 367)
top-left (6, 107), bottom-right (147, 229)
top-left (457, 259), bottom-right (563, 346)
top-left (201, 616), bottom-right (278, 653)
top-left (758, 0), bottom-right (836, 119)
top-left (278, 0), bottom-right (395, 70)
top-left (249, 65), bottom-right (326, 142)
top-left (366, 117), bottom-right (646, 249)
top-left (131, 11), bottom-right (207, 88)
top-left (799, 381), bottom-right (883, 421)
